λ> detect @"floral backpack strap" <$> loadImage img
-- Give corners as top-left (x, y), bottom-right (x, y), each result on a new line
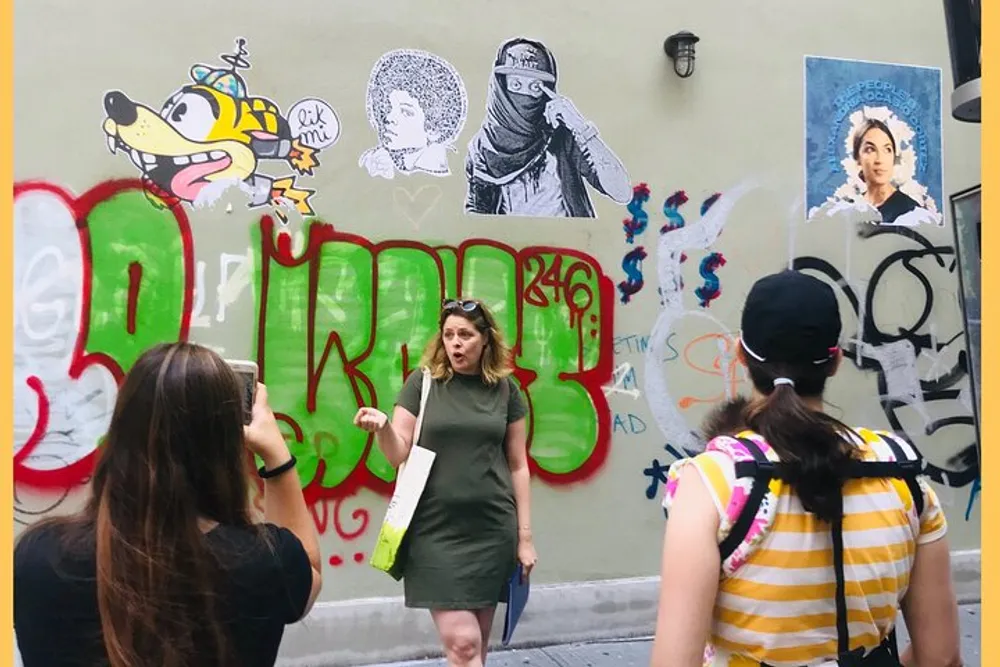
top-left (662, 435), bottom-right (781, 575)
top-left (712, 436), bottom-right (781, 574)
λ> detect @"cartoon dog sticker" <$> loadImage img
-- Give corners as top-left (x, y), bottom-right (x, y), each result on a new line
top-left (102, 38), bottom-right (340, 219)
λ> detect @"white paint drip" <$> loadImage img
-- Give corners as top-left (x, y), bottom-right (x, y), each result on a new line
top-left (331, 261), bottom-right (355, 304)
top-left (190, 260), bottom-right (210, 328)
top-left (919, 323), bottom-right (949, 382)
top-left (216, 251), bottom-right (253, 323)
top-left (192, 178), bottom-right (246, 209)
top-left (318, 294), bottom-right (348, 323)
top-left (958, 384), bottom-right (973, 413)
top-left (644, 181), bottom-right (756, 451)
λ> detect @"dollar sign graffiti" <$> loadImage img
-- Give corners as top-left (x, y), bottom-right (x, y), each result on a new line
top-left (617, 246), bottom-right (647, 304)
top-left (694, 251), bottom-right (726, 308)
top-left (622, 183), bottom-right (651, 244)
top-left (660, 190), bottom-right (689, 233)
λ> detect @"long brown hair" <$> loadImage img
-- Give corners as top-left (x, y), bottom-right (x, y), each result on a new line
top-left (742, 355), bottom-right (858, 523)
top-left (22, 342), bottom-right (254, 666)
top-left (419, 299), bottom-right (513, 385)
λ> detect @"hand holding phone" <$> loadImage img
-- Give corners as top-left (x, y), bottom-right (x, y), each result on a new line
top-left (241, 382), bottom-right (290, 465)
top-left (226, 359), bottom-right (258, 425)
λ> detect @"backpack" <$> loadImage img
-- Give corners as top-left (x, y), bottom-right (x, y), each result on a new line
top-left (717, 431), bottom-right (924, 667)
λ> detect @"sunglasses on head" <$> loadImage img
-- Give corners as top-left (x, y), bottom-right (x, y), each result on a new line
top-left (442, 299), bottom-right (480, 313)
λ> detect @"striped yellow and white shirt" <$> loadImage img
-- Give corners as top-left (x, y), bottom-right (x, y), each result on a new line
top-left (662, 428), bottom-right (947, 667)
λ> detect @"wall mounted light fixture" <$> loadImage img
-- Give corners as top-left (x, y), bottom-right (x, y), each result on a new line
top-left (663, 30), bottom-right (700, 78)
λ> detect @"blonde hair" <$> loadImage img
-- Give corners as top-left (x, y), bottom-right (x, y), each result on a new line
top-left (419, 299), bottom-right (513, 385)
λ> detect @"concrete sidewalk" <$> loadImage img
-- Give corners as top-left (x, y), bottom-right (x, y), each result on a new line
top-left (375, 604), bottom-right (981, 667)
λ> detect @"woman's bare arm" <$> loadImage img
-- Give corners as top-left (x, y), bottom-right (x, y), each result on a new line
top-left (650, 465), bottom-right (720, 667)
top-left (503, 418), bottom-right (533, 554)
top-left (247, 384), bottom-right (323, 618)
top-left (355, 406), bottom-right (417, 468)
top-left (899, 537), bottom-right (962, 667)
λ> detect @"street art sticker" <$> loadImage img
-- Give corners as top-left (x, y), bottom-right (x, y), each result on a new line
top-left (359, 49), bottom-right (468, 180)
top-left (464, 37), bottom-right (631, 218)
top-left (101, 38), bottom-right (339, 220)
top-left (805, 56), bottom-right (944, 227)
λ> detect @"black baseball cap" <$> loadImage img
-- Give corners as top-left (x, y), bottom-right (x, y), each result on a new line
top-left (740, 270), bottom-right (841, 365)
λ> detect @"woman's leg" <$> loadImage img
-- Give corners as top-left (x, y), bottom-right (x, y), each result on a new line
top-left (474, 607), bottom-right (496, 664)
top-left (430, 609), bottom-right (485, 667)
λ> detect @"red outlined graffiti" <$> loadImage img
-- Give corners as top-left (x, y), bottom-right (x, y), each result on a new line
top-left (256, 215), bottom-right (614, 504)
top-left (13, 179), bottom-right (194, 490)
top-left (13, 180), bottom-right (612, 500)
top-left (308, 495), bottom-right (373, 567)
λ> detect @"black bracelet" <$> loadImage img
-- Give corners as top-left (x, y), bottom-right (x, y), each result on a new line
top-left (259, 455), bottom-right (297, 479)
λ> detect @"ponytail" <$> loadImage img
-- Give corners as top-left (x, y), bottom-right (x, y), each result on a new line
top-left (742, 358), bottom-right (857, 523)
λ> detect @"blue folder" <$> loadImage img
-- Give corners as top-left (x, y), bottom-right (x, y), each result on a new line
top-left (501, 564), bottom-right (530, 646)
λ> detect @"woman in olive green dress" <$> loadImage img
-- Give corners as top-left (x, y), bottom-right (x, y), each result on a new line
top-left (354, 298), bottom-right (537, 667)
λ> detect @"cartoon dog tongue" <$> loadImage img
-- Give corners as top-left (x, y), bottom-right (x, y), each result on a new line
top-left (170, 155), bottom-right (233, 201)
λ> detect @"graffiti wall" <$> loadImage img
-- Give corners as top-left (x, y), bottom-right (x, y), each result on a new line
top-left (14, 0), bottom-right (981, 602)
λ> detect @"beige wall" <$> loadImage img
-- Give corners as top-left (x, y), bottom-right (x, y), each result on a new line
top-left (15, 0), bottom-right (980, 606)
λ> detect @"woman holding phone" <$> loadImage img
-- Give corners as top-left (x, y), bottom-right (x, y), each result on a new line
top-left (14, 342), bottom-right (322, 667)
top-left (355, 298), bottom-right (535, 667)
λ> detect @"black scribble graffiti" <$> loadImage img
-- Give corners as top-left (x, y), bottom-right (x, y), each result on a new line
top-left (643, 443), bottom-right (701, 508)
top-left (13, 379), bottom-right (111, 526)
top-left (792, 225), bottom-right (978, 489)
top-left (79, 388), bottom-right (105, 408)
top-left (14, 487), bottom-right (72, 526)
top-left (13, 453), bottom-right (87, 527)
top-left (220, 37), bottom-right (252, 71)
top-left (643, 458), bottom-right (671, 500)
top-left (464, 37), bottom-right (631, 218)
top-left (947, 442), bottom-right (979, 472)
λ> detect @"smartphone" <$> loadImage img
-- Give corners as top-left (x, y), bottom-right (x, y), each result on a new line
top-left (226, 359), bottom-right (258, 425)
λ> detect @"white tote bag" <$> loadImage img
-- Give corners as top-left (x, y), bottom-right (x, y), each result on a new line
top-left (369, 368), bottom-right (436, 578)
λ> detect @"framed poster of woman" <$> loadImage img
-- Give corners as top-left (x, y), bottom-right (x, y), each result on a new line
top-left (805, 56), bottom-right (945, 227)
